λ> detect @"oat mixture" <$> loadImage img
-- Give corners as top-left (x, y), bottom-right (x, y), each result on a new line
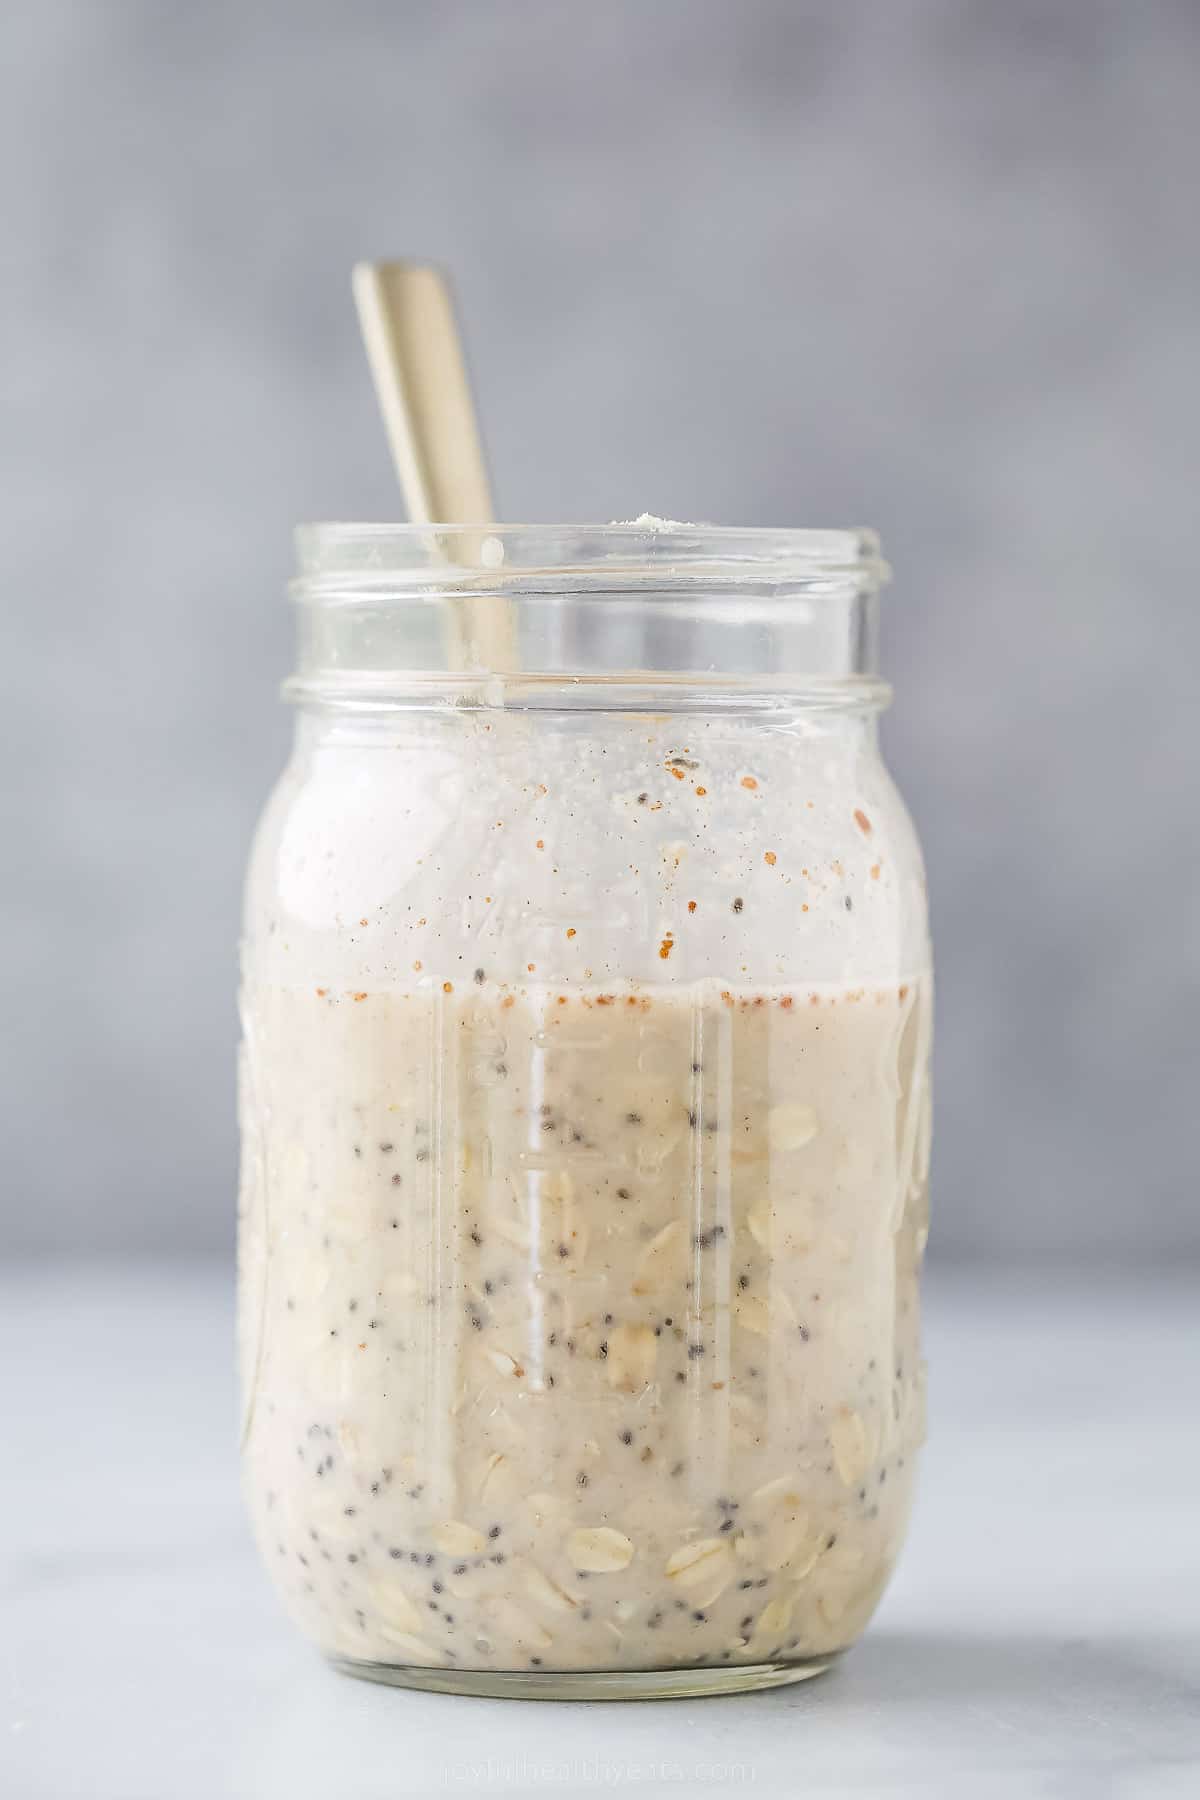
top-left (240, 975), bottom-right (930, 1674)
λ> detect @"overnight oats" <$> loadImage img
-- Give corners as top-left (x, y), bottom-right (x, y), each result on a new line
top-left (239, 523), bottom-right (933, 1698)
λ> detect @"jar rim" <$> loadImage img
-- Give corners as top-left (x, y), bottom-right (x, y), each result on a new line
top-left (294, 521), bottom-right (888, 593)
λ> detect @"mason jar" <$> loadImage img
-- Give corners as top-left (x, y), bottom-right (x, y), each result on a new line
top-left (238, 523), bottom-right (932, 1699)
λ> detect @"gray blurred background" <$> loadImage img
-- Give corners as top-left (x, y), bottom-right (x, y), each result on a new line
top-left (4, 0), bottom-right (1197, 1261)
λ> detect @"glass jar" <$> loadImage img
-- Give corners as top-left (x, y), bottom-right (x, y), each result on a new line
top-left (238, 523), bottom-right (932, 1699)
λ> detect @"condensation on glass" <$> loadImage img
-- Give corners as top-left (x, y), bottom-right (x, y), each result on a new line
top-left (238, 524), bottom-right (933, 1698)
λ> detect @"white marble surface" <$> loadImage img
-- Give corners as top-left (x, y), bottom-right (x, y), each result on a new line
top-left (3, 1264), bottom-right (1197, 1799)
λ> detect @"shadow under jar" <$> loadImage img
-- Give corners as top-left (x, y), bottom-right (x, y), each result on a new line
top-left (238, 523), bottom-right (933, 1699)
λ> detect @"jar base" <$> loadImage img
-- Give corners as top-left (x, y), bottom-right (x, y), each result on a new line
top-left (327, 1651), bottom-right (839, 1701)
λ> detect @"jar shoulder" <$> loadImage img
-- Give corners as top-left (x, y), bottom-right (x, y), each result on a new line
top-left (243, 718), bottom-right (929, 986)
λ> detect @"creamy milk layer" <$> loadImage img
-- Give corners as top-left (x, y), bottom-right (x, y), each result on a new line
top-left (239, 975), bottom-right (930, 1674)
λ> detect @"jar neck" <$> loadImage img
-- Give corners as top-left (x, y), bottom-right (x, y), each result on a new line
top-left (285, 523), bottom-right (890, 712)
